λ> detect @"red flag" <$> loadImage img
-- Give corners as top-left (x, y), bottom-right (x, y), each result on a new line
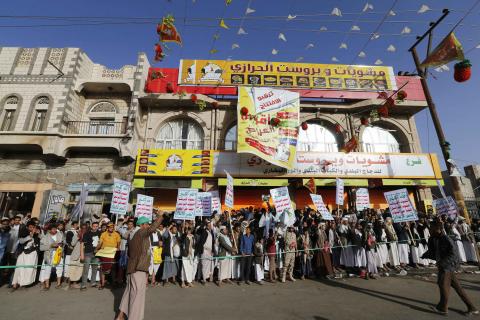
top-left (304, 178), bottom-right (316, 194)
top-left (342, 137), bottom-right (358, 153)
top-left (158, 19), bottom-right (182, 45)
top-left (420, 32), bottom-right (464, 68)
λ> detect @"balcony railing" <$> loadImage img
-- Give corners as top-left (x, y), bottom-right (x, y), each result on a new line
top-left (362, 142), bottom-right (401, 153)
top-left (65, 121), bottom-right (126, 135)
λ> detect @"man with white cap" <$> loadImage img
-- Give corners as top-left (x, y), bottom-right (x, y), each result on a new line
top-left (217, 225), bottom-right (235, 286)
top-left (116, 213), bottom-right (163, 320)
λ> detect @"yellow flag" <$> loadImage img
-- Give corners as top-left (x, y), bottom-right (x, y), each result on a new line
top-left (420, 32), bottom-right (465, 68)
top-left (219, 19), bottom-right (229, 29)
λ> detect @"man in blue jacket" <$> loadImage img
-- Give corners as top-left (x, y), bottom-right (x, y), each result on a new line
top-left (239, 226), bottom-right (255, 285)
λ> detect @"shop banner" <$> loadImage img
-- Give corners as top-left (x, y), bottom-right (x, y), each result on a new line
top-left (111, 179), bottom-right (131, 215)
top-left (356, 188), bottom-right (370, 211)
top-left (384, 188), bottom-right (418, 223)
top-left (225, 171), bottom-right (234, 209)
top-left (433, 196), bottom-right (458, 219)
top-left (210, 190), bottom-right (222, 214)
top-left (237, 86), bottom-right (299, 169)
top-left (195, 192), bottom-right (212, 217)
top-left (214, 152), bottom-right (438, 178)
top-left (174, 188), bottom-right (198, 220)
top-left (270, 187), bottom-right (295, 226)
top-left (336, 178), bottom-right (344, 205)
top-left (135, 194), bottom-right (154, 221)
top-left (135, 149), bottom-right (214, 177)
top-left (179, 59), bottom-right (397, 91)
top-left (310, 194), bottom-right (334, 220)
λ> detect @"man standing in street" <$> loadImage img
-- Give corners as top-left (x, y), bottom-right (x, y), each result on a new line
top-left (239, 226), bottom-right (254, 285)
top-left (422, 221), bottom-right (478, 316)
top-left (282, 226), bottom-right (297, 283)
top-left (116, 213), bottom-right (163, 320)
top-left (80, 221), bottom-right (101, 290)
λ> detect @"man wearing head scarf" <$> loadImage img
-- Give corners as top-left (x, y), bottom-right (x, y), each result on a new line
top-left (217, 225), bottom-right (235, 286)
top-left (422, 221), bottom-right (478, 316)
top-left (116, 213), bottom-right (163, 320)
top-left (199, 220), bottom-right (215, 284)
top-left (385, 217), bottom-right (400, 270)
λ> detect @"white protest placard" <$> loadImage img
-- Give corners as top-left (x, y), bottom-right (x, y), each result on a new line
top-left (135, 194), bottom-right (154, 221)
top-left (210, 190), bottom-right (222, 214)
top-left (270, 187), bottom-right (295, 226)
top-left (110, 178), bottom-right (131, 215)
top-left (433, 196), bottom-right (458, 219)
top-left (195, 192), bottom-right (213, 217)
top-left (174, 188), bottom-right (198, 220)
top-left (356, 188), bottom-right (370, 211)
top-left (225, 171), bottom-right (234, 208)
top-left (335, 178), bottom-right (344, 205)
top-left (310, 194), bottom-right (334, 220)
top-left (384, 188), bottom-right (418, 223)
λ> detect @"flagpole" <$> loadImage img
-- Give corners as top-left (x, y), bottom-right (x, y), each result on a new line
top-left (408, 9), bottom-right (470, 223)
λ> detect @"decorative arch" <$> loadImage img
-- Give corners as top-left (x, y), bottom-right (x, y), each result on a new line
top-left (88, 101), bottom-right (118, 114)
top-left (359, 119), bottom-right (412, 153)
top-left (223, 122), bottom-right (237, 151)
top-left (1, 94), bottom-right (23, 131)
top-left (23, 93), bottom-right (54, 131)
top-left (300, 114), bottom-right (346, 150)
top-left (154, 115), bottom-right (205, 150)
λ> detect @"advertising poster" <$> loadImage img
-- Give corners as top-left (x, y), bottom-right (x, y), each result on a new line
top-left (179, 59), bottom-right (397, 91)
top-left (270, 187), bottom-right (295, 226)
top-left (335, 178), bottom-right (345, 205)
top-left (356, 188), bottom-right (370, 211)
top-left (237, 86), bottom-right (300, 169)
top-left (135, 149), bottom-right (214, 177)
top-left (135, 194), bottom-right (154, 221)
top-left (111, 179), bottom-right (131, 215)
top-left (384, 188), bottom-right (418, 223)
top-left (174, 188), bottom-right (198, 220)
top-left (310, 194), bottom-right (334, 220)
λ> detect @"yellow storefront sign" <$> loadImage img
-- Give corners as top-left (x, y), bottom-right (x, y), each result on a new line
top-left (381, 179), bottom-right (444, 186)
top-left (302, 179), bottom-right (369, 187)
top-left (135, 149), bottom-right (214, 177)
top-left (179, 59), bottom-right (397, 91)
top-left (218, 178), bottom-right (289, 187)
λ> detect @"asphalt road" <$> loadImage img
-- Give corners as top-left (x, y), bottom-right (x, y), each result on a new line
top-left (1, 274), bottom-right (479, 320)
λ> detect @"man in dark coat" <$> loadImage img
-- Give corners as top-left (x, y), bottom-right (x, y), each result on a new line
top-left (422, 221), bottom-right (478, 315)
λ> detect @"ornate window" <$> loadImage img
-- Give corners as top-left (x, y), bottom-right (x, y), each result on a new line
top-left (48, 48), bottom-right (66, 67)
top-left (1, 95), bottom-right (19, 131)
top-left (156, 118), bottom-right (204, 150)
top-left (361, 126), bottom-right (400, 153)
top-left (297, 123), bottom-right (339, 152)
top-left (16, 48), bottom-right (35, 67)
top-left (31, 96), bottom-right (50, 131)
top-left (224, 125), bottom-right (237, 150)
top-left (89, 101), bottom-right (117, 114)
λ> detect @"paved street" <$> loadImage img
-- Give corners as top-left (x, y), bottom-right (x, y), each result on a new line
top-left (1, 274), bottom-right (479, 320)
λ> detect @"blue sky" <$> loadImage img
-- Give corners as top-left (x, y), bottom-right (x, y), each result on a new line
top-left (1, 0), bottom-right (479, 170)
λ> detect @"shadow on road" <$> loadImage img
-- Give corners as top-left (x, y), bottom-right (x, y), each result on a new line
top-left (317, 278), bottom-right (466, 316)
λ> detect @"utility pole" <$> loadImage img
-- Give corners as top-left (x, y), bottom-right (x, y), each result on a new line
top-left (408, 9), bottom-right (470, 223)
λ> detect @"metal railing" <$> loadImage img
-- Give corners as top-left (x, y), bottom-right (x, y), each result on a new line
top-left (65, 121), bottom-right (126, 135)
top-left (297, 142), bottom-right (339, 152)
top-left (362, 142), bottom-right (401, 153)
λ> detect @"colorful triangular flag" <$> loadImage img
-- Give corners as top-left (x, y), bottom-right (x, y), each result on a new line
top-left (363, 3), bottom-right (374, 12)
top-left (339, 43), bottom-right (348, 49)
top-left (331, 7), bottom-right (342, 16)
top-left (401, 26), bottom-right (412, 34)
top-left (231, 43), bottom-right (240, 50)
top-left (331, 56), bottom-right (339, 62)
top-left (418, 4), bottom-right (431, 14)
top-left (272, 49), bottom-right (278, 55)
top-left (351, 25), bottom-right (361, 31)
top-left (387, 44), bottom-right (396, 52)
top-left (304, 178), bottom-right (316, 194)
top-left (278, 33), bottom-right (287, 42)
top-left (420, 32), bottom-right (465, 68)
top-left (238, 27), bottom-right (247, 35)
top-left (305, 43), bottom-right (314, 49)
top-left (246, 7), bottom-right (255, 14)
top-left (219, 19), bottom-right (229, 29)
top-left (287, 14), bottom-right (297, 20)
top-left (358, 51), bottom-right (366, 58)
top-left (374, 59), bottom-right (383, 65)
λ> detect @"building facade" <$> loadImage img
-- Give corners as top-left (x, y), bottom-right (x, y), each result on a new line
top-left (0, 47), bottom-right (443, 220)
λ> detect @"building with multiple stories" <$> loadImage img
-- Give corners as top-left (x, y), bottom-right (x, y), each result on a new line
top-left (0, 47), bottom-right (446, 221)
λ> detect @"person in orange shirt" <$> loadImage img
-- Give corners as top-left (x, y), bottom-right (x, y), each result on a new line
top-left (96, 222), bottom-right (121, 289)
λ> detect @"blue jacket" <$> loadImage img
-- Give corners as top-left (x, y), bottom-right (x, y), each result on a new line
top-left (240, 234), bottom-right (255, 255)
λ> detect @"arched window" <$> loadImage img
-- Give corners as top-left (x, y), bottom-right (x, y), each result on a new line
top-left (31, 96), bottom-right (50, 131)
top-left (224, 124), bottom-right (237, 150)
top-left (89, 101), bottom-right (117, 114)
top-left (87, 101), bottom-right (117, 134)
top-left (297, 123), bottom-right (338, 152)
top-left (361, 126), bottom-right (400, 153)
top-left (156, 118), bottom-right (204, 150)
top-left (1, 96), bottom-right (19, 131)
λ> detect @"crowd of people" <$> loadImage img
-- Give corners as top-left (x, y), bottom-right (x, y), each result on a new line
top-left (0, 206), bottom-right (479, 292)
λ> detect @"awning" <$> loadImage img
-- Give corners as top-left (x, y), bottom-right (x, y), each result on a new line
top-left (218, 178), bottom-right (289, 187)
top-left (302, 179), bottom-right (368, 187)
top-left (381, 179), bottom-right (444, 186)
